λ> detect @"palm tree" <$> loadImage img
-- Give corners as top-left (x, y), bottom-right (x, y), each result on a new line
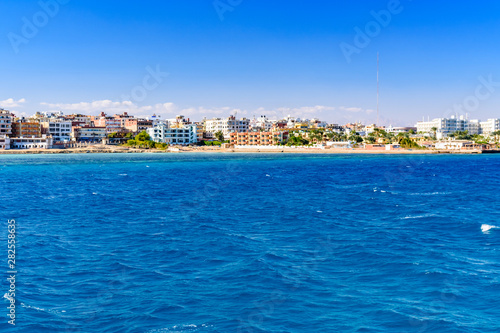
top-left (214, 131), bottom-right (224, 142)
top-left (431, 127), bottom-right (438, 139)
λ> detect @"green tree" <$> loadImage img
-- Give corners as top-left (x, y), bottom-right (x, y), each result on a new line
top-left (430, 127), bottom-right (438, 139)
top-left (286, 135), bottom-right (309, 146)
top-left (364, 136), bottom-right (376, 144)
top-left (136, 131), bottom-right (151, 142)
top-left (214, 131), bottom-right (225, 142)
top-left (399, 137), bottom-right (420, 149)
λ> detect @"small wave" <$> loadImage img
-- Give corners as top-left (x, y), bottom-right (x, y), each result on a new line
top-left (407, 192), bottom-right (451, 196)
top-left (146, 324), bottom-right (211, 332)
top-left (481, 224), bottom-right (498, 233)
top-left (21, 303), bottom-right (64, 315)
top-left (400, 213), bottom-right (436, 220)
top-left (119, 174), bottom-right (128, 176)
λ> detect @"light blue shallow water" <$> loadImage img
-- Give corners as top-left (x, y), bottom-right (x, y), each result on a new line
top-left (0, 153), bottom-right (499, 333)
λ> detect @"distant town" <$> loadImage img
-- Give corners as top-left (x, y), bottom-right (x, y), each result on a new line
top-left (1, 108), bottom-right (500, 152)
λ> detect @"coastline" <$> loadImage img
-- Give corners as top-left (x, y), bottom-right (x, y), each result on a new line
top-left (0, 145), bottom-right (487, 155)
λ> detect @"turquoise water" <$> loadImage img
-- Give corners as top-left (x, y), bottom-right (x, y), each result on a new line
top-left (0, 153), bottom-right (499, 332)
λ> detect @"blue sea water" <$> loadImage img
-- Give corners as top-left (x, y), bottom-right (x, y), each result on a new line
top-left (0, 153), bottom-right (499, 333)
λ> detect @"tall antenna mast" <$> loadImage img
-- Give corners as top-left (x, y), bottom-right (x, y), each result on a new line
top-left (377, 52), bottom-right (380, 126)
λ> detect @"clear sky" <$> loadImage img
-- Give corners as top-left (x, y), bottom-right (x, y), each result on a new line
top-left (1, 0), bottom-right (500, 125)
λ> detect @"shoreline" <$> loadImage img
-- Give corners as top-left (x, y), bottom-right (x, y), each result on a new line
top-left (0, 145), bottom-right (488, 155)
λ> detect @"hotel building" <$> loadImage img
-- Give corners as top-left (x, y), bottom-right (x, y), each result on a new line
top-left (417, 116), bottom-right (500, 138)
top-left (230, 131), bottom-right (289, 146)
top-left (479, 119), bottom-right (500, 135)
top-left (204, 116), bottom-right (250, 140)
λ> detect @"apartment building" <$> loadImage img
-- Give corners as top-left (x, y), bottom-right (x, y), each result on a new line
top-left (147, 122), bottom-right (198, 145)
top-left (114, 112), bottom-right (135, 128)
top-left (65, 114), bottom-right (92, 127)
top-left (0, 109), bottom-right (13, 137)
top-left (91, 112), bottom-right (123, 133)
top-left (71, 126), bottom-right (107, 142)
top-left (204, 116), bottom-right (250, 139)
top-left (124, 118), bottom-right (153, 134)
top-left (249, 115), bottom-right (274, 132)
top-left (194, 123), bottom-right (204, 142)
top-left (12, 120), bottom-right (42, 137)
top-left (40, 119), bottom-right (72, 142)
top-left (230, 131), bottom-right (289, 146)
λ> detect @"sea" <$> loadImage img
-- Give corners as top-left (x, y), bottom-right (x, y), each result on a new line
top-left (0, 153), bottom-right (499, 333)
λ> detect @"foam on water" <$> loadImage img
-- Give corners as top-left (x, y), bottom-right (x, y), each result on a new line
top-left (481, 224), bottom-right (498, 233)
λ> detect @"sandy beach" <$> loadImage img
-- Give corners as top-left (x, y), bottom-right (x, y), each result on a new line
top-left (0, 144), bottom-right (486, 155)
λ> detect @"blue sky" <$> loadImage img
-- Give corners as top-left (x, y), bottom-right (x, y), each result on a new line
top-left (1, 0), bottom-right (500, 125)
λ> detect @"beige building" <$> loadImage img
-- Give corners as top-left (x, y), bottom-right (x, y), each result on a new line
top-left (204, 116), bottom-right (250, 140)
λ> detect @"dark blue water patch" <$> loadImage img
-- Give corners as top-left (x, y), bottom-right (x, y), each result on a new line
top-left (0, 153), bottom-right (499, 332)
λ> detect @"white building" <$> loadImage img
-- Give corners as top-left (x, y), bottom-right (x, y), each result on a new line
top-left (41, 120), bottom-right (72, 142)
top-left (386, 126), bottom-right (417, 134)
top-left (0, 136), bottom-right (10, 150)
top-left (479, 119), bottom-right (500, 135)
top-left (249, 115), bottom-right (273, 132)
top-left (204, 116), bottom-right (250, 140)
top-left (326, 141), bottom-right (353, 149)
top-left (416, 116), bottom-right (480, 139)
top-left (10, 135), bottom-right (53, 149)
top-left (434, 140), bottom-right (473, 150)
top-left (147, 122), bottom-right (198, 145)
top-left (0, 109), bottom-right (12, 137)
top-left (417, 116), bottom-right (500, 138)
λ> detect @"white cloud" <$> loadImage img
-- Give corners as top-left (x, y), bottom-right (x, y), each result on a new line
top-left (39, 100), bottom-right (174, 117)
top-left (339, 106), bottom-right (362, 113)
top-left (37, 100), bottom-right (379, 124)
top-left (0, 98), bottom-right (26, 108)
